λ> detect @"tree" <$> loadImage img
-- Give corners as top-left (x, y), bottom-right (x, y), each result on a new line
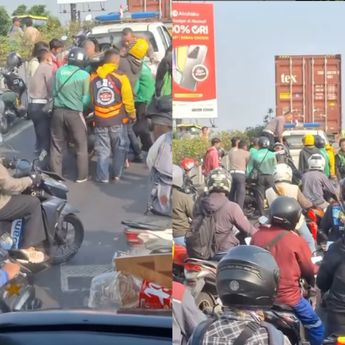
top-left (28, 5), bottom-right (49, 17)
top-left (12, 4), bottom-right (27, 16)
top-left (0, 6), bottom-right (11, 36)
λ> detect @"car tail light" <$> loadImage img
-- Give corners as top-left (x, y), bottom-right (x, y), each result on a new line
top-left (184, 263), bottom-right (202, 272)
top-left (307, 209), bottom-right (317, 222)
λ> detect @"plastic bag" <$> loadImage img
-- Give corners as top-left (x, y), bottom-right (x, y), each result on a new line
top-left (88, 271), bottom-right (141, 310)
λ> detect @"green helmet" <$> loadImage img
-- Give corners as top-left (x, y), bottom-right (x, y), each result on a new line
top-left (207, 168), bottom-right (232, 194)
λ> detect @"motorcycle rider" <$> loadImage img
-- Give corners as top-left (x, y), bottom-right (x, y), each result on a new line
top-left (192, 168), bottom-right (256, 261)
top-left (335, 138), bottom-right (345, 180)
top-left (146, 95), bottom-right (172, 216)
top-left (0, 159), bottom-right (46, 263)
top-left (247, 136), bottom-right (277, 216)
top-left (318, 178), bottom-right (345, 243)
top-left (188, 245), bottom-right (292, 345)
top-left (298, 134), bottom-right (321, 174)
top-left (317, 228), bottom-right (345, 336)
top-left (265, 163), bottom-right (315, 252)
top-left (302, 154), bottom-right (339, 211)
top-left (314, 135), bottom-right (331, 178)
top-left (172, 165), bottom-right (194, 246)
top-left (251, 196), bottom-right (324, 345)
top-left (50, 47), bottom-right (90, 183)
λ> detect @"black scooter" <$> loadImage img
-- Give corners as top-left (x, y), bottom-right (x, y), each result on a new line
top-left (0, 158), bottom-right (84, 269)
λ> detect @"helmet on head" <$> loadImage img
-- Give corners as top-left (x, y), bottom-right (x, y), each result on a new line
top-left (258, 136), bottom-right (270, 148)
top-left (308, 153), bottom-right (325, 171)
top-left (68, 47), bottom-right (88, 67)
top-left (180, 158), bottom-right (195, 172)
top-left (269, 196), bottom-right (302, 230)
top-left (128, 38), bottom-right (149, 60)
top-left (273, 142), bottom-right (284, 151)
top-left (217, 245), bottom-right (280, 308)
top-left (173, 164), bottom-right (184, 189)
top-left (207, 168), bottom-right (232, 194)
top-left (303, 134), bottom-right (315, 146)
top-left (273, 163), bottom-right (293, 183)
top-left (314, 135), bottom-right (325, 149)
top-left (6, 52), bottom-right (22, 69)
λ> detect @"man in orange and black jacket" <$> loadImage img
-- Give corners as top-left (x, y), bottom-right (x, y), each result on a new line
top-left (90, 48), bottom-right (136, 183)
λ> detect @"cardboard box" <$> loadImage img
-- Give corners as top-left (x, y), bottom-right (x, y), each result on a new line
top-left (115, 253), bottom-right (172, 289)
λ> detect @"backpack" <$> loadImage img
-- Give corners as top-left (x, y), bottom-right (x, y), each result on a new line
top-left (90, 73), bottom-right (123, 118)
top-left (188, 317), bottom-right (285, 345)
top-left (185, 198), bottom-right (227, 260)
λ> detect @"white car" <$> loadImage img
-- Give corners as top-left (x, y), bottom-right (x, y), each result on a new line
top-left (89, 21), bottom-right (171, 75)
top-left (283, 128), bottom-right (329, 168)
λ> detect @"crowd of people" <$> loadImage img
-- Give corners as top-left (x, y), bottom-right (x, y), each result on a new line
top-left (173, 114), bottom-right (345, 344)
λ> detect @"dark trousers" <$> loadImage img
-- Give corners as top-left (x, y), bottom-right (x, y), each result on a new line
top-left (326, 310), bottom-right (345, 336)
top-left (28, 103), bottom-right (51, 153)
top-left (229, 173), bottom-right (246, 209)
top-left (133, 102), bottom-right (153, 152)
top-left (127, 124), bottom-right (141, 157)
top-left (0, 195), bottom-right (46, 248)
top-left (50, 108), bottom-right (88, 180)
top-left (256, 174), bottom-right (274, 216)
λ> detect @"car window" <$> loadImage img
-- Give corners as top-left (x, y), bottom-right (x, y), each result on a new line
top-left (157, 26), bottom-right (168, 50)
top-left (161, 25), bottom-right (172, 47)
top-left (283, 135), bottom-right (305, 149)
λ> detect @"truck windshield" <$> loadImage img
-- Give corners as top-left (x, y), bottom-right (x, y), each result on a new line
top-left (110, 31), bottom-right (158, 52)
top-left (284, 135), bottom-right (305, 149)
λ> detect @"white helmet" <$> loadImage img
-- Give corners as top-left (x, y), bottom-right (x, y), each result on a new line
top-left (308, 154), bottom-right (325, 171)
top-left (273, 163), bottom-right (293, 182)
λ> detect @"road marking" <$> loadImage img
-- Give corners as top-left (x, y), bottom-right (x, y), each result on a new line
top-left (3, 120), bottom-right (32, 142)
top-left (60, 264), bottom-right (113, 292)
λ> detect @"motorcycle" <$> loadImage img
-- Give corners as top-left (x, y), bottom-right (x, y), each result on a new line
top-left (0, 248), bottom-right (41, 312)
top-left (0, 158), bottom-right (84, 267)
top-left (0, 66), bottom-right (27, 134)
top-left (172, 243), bottom-right (187, 284)
top-left (244, 181), bottom-right (259, 218)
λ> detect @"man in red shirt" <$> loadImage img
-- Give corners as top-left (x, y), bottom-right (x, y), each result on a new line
top-left (202, 137), bottom-right (221, 177)
top-left (251, 196), bottom-right (324, 345)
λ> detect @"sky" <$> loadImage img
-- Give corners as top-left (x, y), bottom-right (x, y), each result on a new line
top-left (213, 1), bottom-right (345, 130)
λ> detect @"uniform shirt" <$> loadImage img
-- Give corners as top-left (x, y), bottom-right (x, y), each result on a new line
top-left (264, 116), bottom-right (285, 138)
top-left (28, 62), bottom-right (54, 100)
top-left (228, 148), bottom-right (250, 172)
top-left (54, 64), bottom-right (90, 112)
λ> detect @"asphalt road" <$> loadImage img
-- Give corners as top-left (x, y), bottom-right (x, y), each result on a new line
top-left (0, 120), bottom-right (151, 309)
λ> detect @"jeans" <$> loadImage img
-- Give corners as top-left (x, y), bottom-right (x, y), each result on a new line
top-left (127, 123), bottom-right (141, 157)
top-left (256, 174), bottom-right (274, 216)
top-left (298, 221), bottom-right (316, 253)
top-left (229, 173), bottom-right (246, 209)
top-left (0, 195), bottom-right (46, 248)
top-left (292, 297), bottom-right (325, 345)
top-left (50, 108), bottom-right (88, 180)
top-left (94, 124), bottom-right (129, 181)
top-left (28, 103), bottom-right (51, 153)
top-left (173, 236), bottom-right (186, 246)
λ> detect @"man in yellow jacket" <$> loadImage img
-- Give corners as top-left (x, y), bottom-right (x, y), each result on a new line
top-left (90, 48), bottom-right (136, 183)
top-left (325, 144), bottom-right (336, 179)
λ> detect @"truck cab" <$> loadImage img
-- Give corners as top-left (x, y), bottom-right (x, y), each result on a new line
top-left (282, 122), bottom-right (329, 168)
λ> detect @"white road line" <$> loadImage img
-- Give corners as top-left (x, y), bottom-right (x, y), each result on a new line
top-left (3, 121), bottom-right (32, 142)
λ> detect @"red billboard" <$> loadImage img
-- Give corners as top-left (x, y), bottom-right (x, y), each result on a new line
top-left (172, 1), bottom-right (217, 118)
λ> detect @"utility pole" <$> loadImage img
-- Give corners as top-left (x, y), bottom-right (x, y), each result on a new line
top-left (70, 3), bottom-right (77, 22)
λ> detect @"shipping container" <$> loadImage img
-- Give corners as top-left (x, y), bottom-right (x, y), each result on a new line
top-left (126, 0), bottom-right (171, 21)
top-left (275, 55), bottom-right (342, 134)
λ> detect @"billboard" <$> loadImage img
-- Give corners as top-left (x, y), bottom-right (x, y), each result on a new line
top-left (172, 1), bottom-right (217, 119)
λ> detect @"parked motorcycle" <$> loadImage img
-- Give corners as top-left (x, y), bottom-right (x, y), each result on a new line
top-left (0, 158), bottom-right (84, 266)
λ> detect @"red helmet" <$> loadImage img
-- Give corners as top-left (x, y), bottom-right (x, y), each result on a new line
top-left (180, 158), bottom-right (195, 172)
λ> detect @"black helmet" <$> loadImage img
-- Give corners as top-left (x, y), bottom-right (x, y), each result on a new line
top-left (6, 53), bottom-right (22, 69)
top-left (314, 135), bottom-right (325, 149)
top-left (217, 245), bottom-right (280, 308)
top-left (68, 47), bottom-right (88, 67)
top-left (269, 196), bottom-right (302, 230)
top-left (258, 136), bottom-right (270, 148)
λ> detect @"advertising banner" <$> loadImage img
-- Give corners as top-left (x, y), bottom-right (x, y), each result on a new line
top-left (172, 1), bottom-right (217, 119)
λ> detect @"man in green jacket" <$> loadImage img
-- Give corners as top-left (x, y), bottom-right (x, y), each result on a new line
top-left (50, 48), bottom-right (90, 183)
top-left (247, 136), bottom-right (277, 216)
top-left (133, 60), bottom-right (155, 152)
